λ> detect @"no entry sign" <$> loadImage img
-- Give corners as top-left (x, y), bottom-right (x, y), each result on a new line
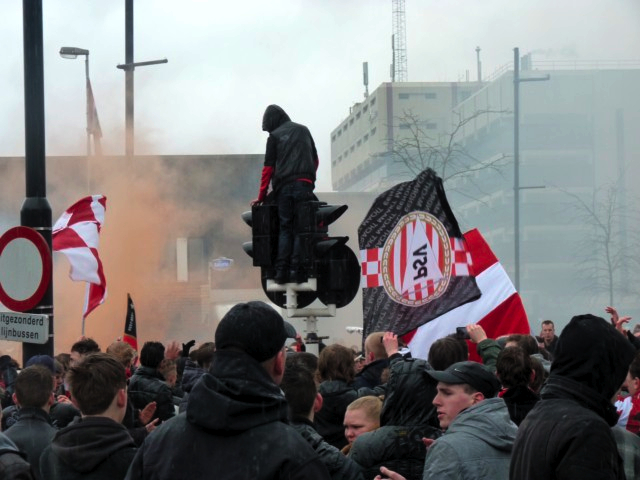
top-left (0, 226), bottom-right (52, 312)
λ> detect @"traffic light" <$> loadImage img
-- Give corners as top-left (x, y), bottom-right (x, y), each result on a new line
top-left (241, 200), bottom-right (360, 309)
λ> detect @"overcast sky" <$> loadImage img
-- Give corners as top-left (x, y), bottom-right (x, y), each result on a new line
top-left (1, 0), bottom-right (639, 192)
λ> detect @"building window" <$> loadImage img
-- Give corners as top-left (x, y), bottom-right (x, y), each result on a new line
top-left (426, 122), bottom-right (437, 130)
top-left (363, 105), bottom-right (368, 113)
top-left (399, 93), bottom-right (410, 99)
top-left (370, 97), bottom-right (376, 106)
top-left (357, 139), bottom-right (362, 147)
top-left (350, 118), bottom-right (354, 125)
top-left (399, 123), bottom-right (411, 130)
top-left (331, 135), bottom-right (336, 142)
top-left (371, 127), bottom-right (377, 136)
top-left (363, 133), bottom-right (369, 142)
top-left (350, 145), bottom-right (355, 152)
top-left (425, 93), bottom-right (436, 99)
top-left (332, 160), bottom-right (336, 166)
top-left (356, 112), bottom-right (361, 120)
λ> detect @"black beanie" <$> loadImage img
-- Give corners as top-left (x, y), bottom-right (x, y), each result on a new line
top-left (215, 301), bottom-right (296, 363)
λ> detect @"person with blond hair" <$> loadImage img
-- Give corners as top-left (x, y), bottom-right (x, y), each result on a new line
top-left (343, 396), bottom-right (382, 448)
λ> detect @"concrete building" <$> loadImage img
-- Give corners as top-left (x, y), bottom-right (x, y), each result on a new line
top-left (330, 58), bottom-right (640, 331)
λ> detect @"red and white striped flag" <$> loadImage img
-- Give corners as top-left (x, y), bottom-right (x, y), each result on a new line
top-left (403, 228), bottom-right (530, 361)
top-left (52, 195), bottom-right (107, 319)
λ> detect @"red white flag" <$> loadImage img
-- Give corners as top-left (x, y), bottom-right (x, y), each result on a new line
top-left (403, 228), bottom-right (530, 361)
top-left (52, 195), bottom-right (107, 319)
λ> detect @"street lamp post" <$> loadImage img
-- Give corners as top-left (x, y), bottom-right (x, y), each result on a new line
top-left (513, 47), bottom-right (550, 292)
top-left (59, 47), bottom-right (90, 158)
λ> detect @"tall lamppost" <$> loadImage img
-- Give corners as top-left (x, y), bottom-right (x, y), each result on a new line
top-left (59, 47), bottom-right (90, 158)
top-left (513, 47), bottom-right (549, 291)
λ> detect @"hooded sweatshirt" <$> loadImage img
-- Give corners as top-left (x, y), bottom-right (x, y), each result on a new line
top-left (40, 416), bottom-right (137, 480)
top-left (510, 314), bottom-right (635, 480)
top-left (125, 350), bottom-right (329, 480)
top-left (422, 397), bottom-right (517, 480)
top-left (256, 105), bottom-right (318, 201)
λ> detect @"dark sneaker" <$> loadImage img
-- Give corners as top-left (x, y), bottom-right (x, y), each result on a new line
top-left (274, 270), bottom-right (288, 284)
top-left (289, 269), bottom-right (307, 284)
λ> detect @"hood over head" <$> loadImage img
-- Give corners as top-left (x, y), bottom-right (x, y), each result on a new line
top-left (262, 104), bottom-right (291, 132)
top-left (550, 314), bottom-right (635, 401)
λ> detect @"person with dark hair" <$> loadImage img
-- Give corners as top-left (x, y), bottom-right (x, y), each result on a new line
top-left (40, 353), bottom-right (136, 480)
top-left (281, 357), bottom-right (364, 480)
top-left (251, 104), bottom-right (319, 284)
top-left (4, 366), bottom-right (56, 480)
top-left (350, 333), bottom-right (442, 480)
top-left (70, 338), bottom-right (101, 365)
top-left (377, 361), bottom-right (515, 480)
top-left (496, 347), bottom-right (539, 425)
top-left (315, 344), bottom-right (384, 450)
top-left (510, 314), bottom-right (636, 480)
top-left (354, 332), bottom-right (389, 390)
top-left (0, 356), bottom-right (19, 409)
top-left (619, 350), bottom-right (640, 434)
top-left (128, 342), bottom-right (174, 422)
top-left (125, 301), bottom-right (329, 480)
top-left (427, 335), bottom-right (468, 371)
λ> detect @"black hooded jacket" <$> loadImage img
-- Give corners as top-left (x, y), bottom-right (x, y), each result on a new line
top-left (261, 105), bottom-right (317, 193)
top-left (349, 356), bottom-right (441, 480)
top-left (125, 350), bottom-right (330, 480)
top-left (40, 416), bottom-right (137, 480)
top-left (0, 433), bottom-right (34, 480)
top-left (510, 314), bottom-right (636, 480)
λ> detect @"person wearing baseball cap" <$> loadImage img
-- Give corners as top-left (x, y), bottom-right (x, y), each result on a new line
top-left (126, 301), bottom-right (329, 480)
top-left (376, 361), bottom-right (517, 480)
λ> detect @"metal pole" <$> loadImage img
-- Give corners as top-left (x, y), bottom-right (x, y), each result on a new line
top-left (85, 55), bottom-right (91, 192)
top-left (125, 0), bottom-right (134, 158)
top-left (513, 47), bottom-right (520, 292)
top-left (21, 0), bottom-right (54, 362)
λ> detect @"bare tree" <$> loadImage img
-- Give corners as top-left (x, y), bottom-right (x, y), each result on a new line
top-left (563, 181), bottom-right (640, 306)
top-left (384, 108), bottom-right (511, 199)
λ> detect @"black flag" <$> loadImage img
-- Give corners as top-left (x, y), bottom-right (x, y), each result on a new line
top-left (123, 293), bottom-right (138, 351)
top-left (358, 169), bottom-right (481, 339)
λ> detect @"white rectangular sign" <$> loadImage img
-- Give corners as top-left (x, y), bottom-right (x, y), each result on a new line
top-left (0, 312), bottom-right (49, 344)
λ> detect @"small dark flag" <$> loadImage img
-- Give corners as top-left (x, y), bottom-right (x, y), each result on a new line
top-left (358, 168), bottom-right (481, 339)
top-left (123, 293), bottom-right (138, 351)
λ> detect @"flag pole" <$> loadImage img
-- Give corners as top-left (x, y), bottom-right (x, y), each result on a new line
top-left (81, 283), bottom-right (90, 336)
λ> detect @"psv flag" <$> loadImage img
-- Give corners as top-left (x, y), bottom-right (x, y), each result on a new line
top-left (52, 195), bottom-right (107, 320)
top-left (123, 293), bottom-right (138, 351)
top-left (404, 228), bottom-right (530, 361)
top-left (358, 169), bottom-right (481, 339)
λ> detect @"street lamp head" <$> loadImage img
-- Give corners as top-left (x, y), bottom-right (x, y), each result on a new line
top-left (59, 47), bottom-right (89, 59)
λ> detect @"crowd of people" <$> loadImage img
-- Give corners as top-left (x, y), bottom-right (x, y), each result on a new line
top-left (0, 302), bottom-right (639, 479)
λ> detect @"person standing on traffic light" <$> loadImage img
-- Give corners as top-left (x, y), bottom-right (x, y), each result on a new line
top-left (252, 104), bottom-right (319, 284)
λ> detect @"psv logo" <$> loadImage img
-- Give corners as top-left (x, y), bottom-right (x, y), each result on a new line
top-left (381, 211), bottom-right (452, 306)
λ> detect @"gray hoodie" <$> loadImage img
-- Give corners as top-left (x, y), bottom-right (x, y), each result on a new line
top-left (423, 397), bottom-right (517, 480)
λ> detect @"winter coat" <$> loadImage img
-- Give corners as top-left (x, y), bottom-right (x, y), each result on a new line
top-left (349, 356), bottom-right (441, 480)
top-left (510, 314), bottom-right (635, 480)
top-left (40, 416), bottom-right (137, 480)
top-left (128, 366), bottom-right (175, 422)
top-left (125, 350), bottom-right (330, 480)
top-left (315, 380), bottom-right (384, 450)
top-left (0, 433), bottom-right (34, 480)
top-left (4, 407), bottom-right (56, 480)
top-left (422, 398), bottom-right (517, 480)
top-left (353, 359), bottom-right (388, 389)
top-left (262, 105), bottom-right (317, 193)
top-left (177, 360), bottom-right (206, 414)
top-left (499, 385), bottom-right (539, 426)
top-left (291, 416), bottom-right (364, 480)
